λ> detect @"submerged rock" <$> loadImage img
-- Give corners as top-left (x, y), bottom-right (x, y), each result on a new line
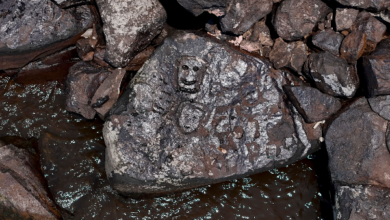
top-left (273, 0), bottom-right (330, 41)
top-left (103, 32), bottom-right (322, 196)
top-left (304, 51), bottom-right (359, 98)
top-left (0, 144), bottom-right (61, 220)
top-left (0, 0), bottom-right (93, 70)
top-left (95, 0), bottom-right (166, 67)
top-left (326, 98), bottom-right (390, 188)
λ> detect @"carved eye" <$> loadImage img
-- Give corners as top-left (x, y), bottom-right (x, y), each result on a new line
top-left (193, 66), bottom-right (199, 71)
top-left (182, 65), bottom-right (189, 70)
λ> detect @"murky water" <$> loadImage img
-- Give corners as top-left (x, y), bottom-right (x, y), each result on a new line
top-left (0, 72), bottom-right (329, 219)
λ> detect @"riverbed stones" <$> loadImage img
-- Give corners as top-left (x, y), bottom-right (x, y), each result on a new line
top-left (0, 0), bottom-right (93, 70)
top-left (0, 144), bottom-right (61, 219)
top-left (304, 51), bottom-right (359, 98)
top-left (284, 86), bottom-right (341, 123)
top-left (325, 98), bottom-right (390, 188)
top-left (65, 62), bottom-right (111, 119)
top-left (273, 0), bottom-right (330, 41)
top-left (103, 32), bottom-right (322, 196)
top-left (312, 29), bottom-right (344, 56)
top-left (335, 8), bottom-right (359, 31)
top-left (361, 51), bottom-right (390, 97)
top-left (95, 0), bottom-right (166, 68)
top-left (340, 31), bottom-right (367, 63)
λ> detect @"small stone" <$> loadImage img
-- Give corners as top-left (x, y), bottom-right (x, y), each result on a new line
top-left (93, 46), bottom-right (111, 67)
top-left (269, 38), bottom-right (308, 73)
top-left (284, 85), bottom-right (342, 123)
top-left (205, 19), bottom-right (219, 35)
top-left (248, 19), bottom-right (274, 47)
top-left (273, 0), bottom-right (331, 41)
top-left (240, 40), bottom-right (262, 53)
top-left (340, 31), bottom-right (367, 63)
top-left (341, 30), bottom-right (349, 36)
top-left (326, 98), bottom-right (390, 188)
top-left (269, 38), bottom-right (290, 69)
top-left (304, 51), bottom-right (359, 98)
top-left (368, 95), bottom-right (390, 120)
top-left (65, 62), bottom-right (111, 119)
top-left (335, 8), bottom-right (359, 31)
top-left (96, 0), bottom-right (167, 67)
top-left (317, 22), bottom-right (325, 31)
top-left (176, 0), bottom-right (230, 17)
top-left (312, 29), bottom-right (344, 56)
top-left (259, 46), bottom-right (272, 57)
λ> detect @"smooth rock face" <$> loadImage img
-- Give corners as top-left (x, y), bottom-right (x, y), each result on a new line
top-left (65, 62), bottom-right (111, 119)
top-left (0, 144), bottom-right (61, 220)
top-left (326, 98), bottom-right (390, 188)
top-left (361, 54), bottom-right (390, 97)
top-left (104, 32), bottom-right (322, 196)
top-left (335, 8), bottom-right (359, 31)
top-left (340, 31), bottom-right (366, 64)
top-left (284, 86), bottom-right (341, 123)
top-left (96, 0), bottom-right (166, 67)
top-left (304, 51), bottom-right (359, 98)
top-left (368, 95), bottom-right (390, 121)
top-left (273, 0), bottom-right (330, 41)
top-left (312, 29), bottom-right (344, 56)
top-left (335, 185), bottom-right (390, 220)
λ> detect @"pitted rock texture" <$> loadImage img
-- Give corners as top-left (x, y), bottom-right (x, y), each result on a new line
top-left (65, 62), bottom-right (111, 119)
top-left (95, 0), bottom-right (166, 67)
top-left (335, 184), bottom-right (390, 220)
top-left (361, 52), bottom-right (390, 97)
top-left (272, 0), bottom-right (330, 41)
top-left (312, 29), bottom-right (344, 56)
top-left (103, 32), bottom-right (322, 196)
top-left (326, 98), bottom-right (390, 188)
top-left (284, 86), bottom-right (341, 123)
top-left (368, 95), bottom-right (390, 121)
top-left (304, 51), bottom-right (359, 98)
top-left (0, 144), bottom-right (61, 220)
top-left (52, 0), bottom-right (91, 8)
top-left (335, 8), bottom-right (359, 31)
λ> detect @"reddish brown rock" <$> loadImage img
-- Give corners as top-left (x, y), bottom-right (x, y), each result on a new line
top-left (269, 38), bottom-right (290, 69)
top-left (335, 8), bottom-right (359, 31)
top-left (312, 29), bottom-right (344, 56)
top-left (273, 0), bottom-right (330, 41)
top-left (340, 31), bottom-right (367, 63)
top-left (269, 38), bottom-right (308, 73)
top-left (0, 144), bottom-right (61, 220)
top-left (284, 85), bottom-right (341, 123)
top-left (352, 11), bottom-right (387, 44)
top-left (336, 0), bottom-right (390, 11)
top-left (65, 62), bottom-right (111, 119)
top-left (76, 26), bottom-right (99, 61)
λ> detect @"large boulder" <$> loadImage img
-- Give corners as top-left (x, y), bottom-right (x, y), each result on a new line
top-left (103, 32), bottom-right (322, 196)
top-left (0, 144), bottom-right (61, 219)
top-left (273, 0), bottom-right (330, 41)
top-left (95, 0), bottom-right (166, 67)
top-left (325, 98), bottom-right (390, 188)
top-left (0, 0), bottom-right (93, 70)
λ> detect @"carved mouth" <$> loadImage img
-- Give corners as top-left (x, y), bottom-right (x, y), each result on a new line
top-left (182, 79), bottom-right (197, 85)
top-left (179, 87), bottom-right (198, 93)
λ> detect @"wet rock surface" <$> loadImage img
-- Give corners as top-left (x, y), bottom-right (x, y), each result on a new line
top-left (0, 0), bottom-right (93, 70)
top-left (103, 32), bottom-right (322, 196)
top-left (95, 0), bottom-right (166, 67)
top-left (304, 51), bottom-right (359, 98)
top-left (326, 98), bottom-right (390, 188)
top-left (273, 0), bottom-right (330, 41)
top-left (284, 86), bottom-right (341, 123)
top-left (312, 29), bottom-right (344, 56)
top-left (0, 144), bottom-right (61, 220)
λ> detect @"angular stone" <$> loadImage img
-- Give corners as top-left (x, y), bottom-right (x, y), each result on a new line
top-left (269, 38), bottom-right (308, 73)
top-left (246, 19), bottom-right (274, 47)
top-left (273, 0), bottom-right (330, 41)
top-left (52, 0), bottom-right (91, 8)
top-left (304, 51), bottom-right (359, 98)
top-left (0, 145), bottom-right (61, 219)
top-left (352, 11), bottom-right (387, 44)
top-left (269, 38), bottom-right (290, 69)
top-left (326, 98), bottom-right (390, 188)
top-left (103, 32), bottom-right (322, 196)
top-left (219, 0), bottom-right (273, 35)
top-left (65, 62), bottom-right (111, 119)
top-left (368, 95), bottom-right (390, 121)
top-left (361, 54), bottom-right (390, 97)
top-left (335, 8), bottom-right (359, 31)
top-left (76, 26), bottom-right (98, 61)
top-left (340, 31), bottom-right (366, 63)
top-left (0, 1), bottom-right (93, 70)
top-left (284, 86), bottom-right (341, 123)
top-left (372, 38), bottom-right (390, 56)
top-left (312, 29), bottom-right (344, 56)
top-left (91, 68), bottom-right (127, 119)
top-left (95, 0), bottom-right (166, 67)
top-left (335, 185), bottom-right (390, 220)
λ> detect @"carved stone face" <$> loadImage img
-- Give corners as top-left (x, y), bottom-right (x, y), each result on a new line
top-left (177, 102), bottom-right (208, 134)
top-left (176, 56), bottom-right (208, 93)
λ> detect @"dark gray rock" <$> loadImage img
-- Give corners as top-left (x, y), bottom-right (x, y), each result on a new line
top-left (368, 95), bottom-right (390, 120)
top-left (0, 0), bottom-right (93, 70)
top-left (95, 0), bottom-right (166, 67)
top-left (335, 8), bottom-right (359, 31)
top-left (284, 86), bottom-right (341, 123)
top-left (361, 54), bottom-right (390, 97)
top-left (312, 29), bottom-right (344, 56)
top-left (269, 38), bottom-right (308, 73)
top-left (65, 62), bottom-right (111, 119)
top-left (340, 31), bottom-right (367, 63)
top-left (273, 0), bottom-right (330, 41)
top-left (336, 0), bottom-right (390, 11)
top-left (371, 38), bottom-right (390, 56)
top-left (304, 51), bottom-right (359, 98)
top-left (335, 184), bottom-right (390, 220)
top-left (325, 98), bottom-right (390, 188)
top-left (103, 32), bottom-right (322, 196)
top-left (176, 0), bottom-right (230, 17)
top-left (52, 0), bottom-right (91, 8)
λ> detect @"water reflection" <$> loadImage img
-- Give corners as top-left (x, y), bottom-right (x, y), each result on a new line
top-left (0, 74), bottom-right (323, 219)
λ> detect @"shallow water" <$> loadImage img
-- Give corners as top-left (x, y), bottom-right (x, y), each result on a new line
top-left (0, 73), bottom-right (328, 219)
